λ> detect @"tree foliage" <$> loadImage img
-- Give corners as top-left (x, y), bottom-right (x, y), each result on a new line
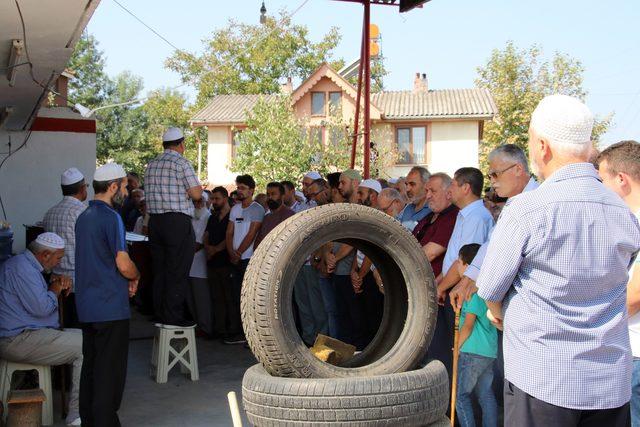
top-left (232, 96), bottom-right (367, 190)
top-left (166, 13), bottom-right (342, 107)
top-left (476, 41), bottom-right (612, 171)
top-left (66, 33), bottom-right (201, 177)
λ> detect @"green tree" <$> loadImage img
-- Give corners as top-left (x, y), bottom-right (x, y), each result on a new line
top-left (166, 11), bottom-right (387, 108)
top-left (476, 41), bottom-right (612, 171)
top-left (232, 96), bottom-right (398, 190)
top-left (66, 32), bottom-right (112, 108)
top-left (231, 96), bottom-right (316, 190)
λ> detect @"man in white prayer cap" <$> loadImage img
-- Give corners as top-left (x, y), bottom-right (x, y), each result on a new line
top-left (0, 232), bottom-right (83, 425)
top-left (144, 127), bottom-right (202, 327)
top-left (75, 162), bottom-right (140, 425)
top-left (43, 167), bottom-right (88, 327)
top-left (356, 179), bottom-right (382, 208)
top-left (476, 95), bottom-right (640, 426)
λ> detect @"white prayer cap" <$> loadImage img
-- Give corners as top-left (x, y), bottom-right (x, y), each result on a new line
top-left (61, 167), bottom-right (84, 186)
top-left (388, 178), bottom-right (399, 185)
top-left (359, 179), bottom-right (382, 194)
top-left (162, 127), bottom-right (184, 142)
top-left (35, 232), bottom-right (65, 249)
top-left (295, 190), bottom-right (305, 200)
top-left (304, 171), bottom-right (322, 180)
top-left (530, 95), bottom-right (594, 146)
top-left (94, 162), bottom-right (126, 182)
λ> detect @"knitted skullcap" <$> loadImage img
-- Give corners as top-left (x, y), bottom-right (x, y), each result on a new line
top-left (530, 95), bottom-right (594, 145)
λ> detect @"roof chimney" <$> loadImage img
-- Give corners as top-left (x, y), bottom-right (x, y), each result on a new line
top-left (413, 72), bottom-right (428, 93)
top-left (53, 69), bottom-right (74, 107)
top-left (280, 76), bottom-right (293, 94)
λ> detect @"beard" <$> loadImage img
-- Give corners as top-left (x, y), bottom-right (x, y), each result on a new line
top-left (267, 199), bottom-right (281, 211)
top-left (194, 207), bottom-right (207, 220)
top-left (529, 158), bottom-right (542, 180)
top-left (112, 188), bottom-right (125, 206)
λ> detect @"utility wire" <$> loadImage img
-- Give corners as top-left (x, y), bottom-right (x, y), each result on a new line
top-left (104, 0), bottom-right (311, 106)
top-left (112, 0), bottom-right (183, 52)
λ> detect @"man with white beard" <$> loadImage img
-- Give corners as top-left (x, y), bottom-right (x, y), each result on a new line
top-left (187, 192), bottom-right (212, 336)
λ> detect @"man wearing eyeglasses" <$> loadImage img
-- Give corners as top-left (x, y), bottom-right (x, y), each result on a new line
top-left (449, 145), bottom-right (538, 309)
top-left (43, 167), bottom-right (88, 327)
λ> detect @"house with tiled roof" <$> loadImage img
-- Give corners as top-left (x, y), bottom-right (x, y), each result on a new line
top-left (190, 63), bottom-right (497, 185)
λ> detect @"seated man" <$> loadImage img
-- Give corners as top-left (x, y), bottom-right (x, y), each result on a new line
top-left (0, 232), bottom-right (82, 426)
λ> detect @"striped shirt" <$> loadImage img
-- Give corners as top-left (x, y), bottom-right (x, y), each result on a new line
top-left (42, 196), bottom-right (86, 284)
top-left (144, 150), bottom-right (200, 216)
top-left (477, 163), bottom-right (640, 410)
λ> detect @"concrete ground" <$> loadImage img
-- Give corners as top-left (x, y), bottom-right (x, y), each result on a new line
top-left (51, 312), bottom-right (257, 427)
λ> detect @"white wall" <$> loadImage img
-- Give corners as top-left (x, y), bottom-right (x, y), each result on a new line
top-left (207, 126), bottom-right (236, 186)
top-left (384, 121), bottom-right (480, 179)
top-left (428, 121), bottom-right (479, 177)
top-left (0, 107), bottom-right (96, 252)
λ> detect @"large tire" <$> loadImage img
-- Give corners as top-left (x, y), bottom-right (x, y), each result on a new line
top-left (242, 361), bottom-right (449, 426)
top-left (241, 203), bottom-right (437, 378)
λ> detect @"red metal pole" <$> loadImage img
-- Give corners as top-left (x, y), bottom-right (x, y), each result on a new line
top-left (363, 1), bottom-right (371, 179)
top-left (350, 12), bottom-right (366, 170)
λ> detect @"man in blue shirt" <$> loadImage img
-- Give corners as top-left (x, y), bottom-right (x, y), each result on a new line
top-left (479, 95), bottom-right (640, 426)
top-left (75, 163), bottom-right (140, 426)
top-left (398, 166), bottom-right (432, 231)
top-left (432, 167), bottom-right (494, 392)
top-left (0, 232), bottom-right (82, 425)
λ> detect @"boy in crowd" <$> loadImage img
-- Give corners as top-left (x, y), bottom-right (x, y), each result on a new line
top-left (456, 243), bottom-right (498, 427)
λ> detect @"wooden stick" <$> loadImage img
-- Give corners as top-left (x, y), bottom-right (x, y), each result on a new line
top-left (227, 391), bottom-right (243, 427)
top-left (450, 306), bottom-right (461, 427)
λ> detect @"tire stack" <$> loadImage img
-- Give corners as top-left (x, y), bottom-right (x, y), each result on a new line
top-left (241, 204), bottom-right (449, 426)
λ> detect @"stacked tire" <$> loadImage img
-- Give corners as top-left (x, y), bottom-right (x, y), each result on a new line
top-left (241, 204), bottom-right (449, 426)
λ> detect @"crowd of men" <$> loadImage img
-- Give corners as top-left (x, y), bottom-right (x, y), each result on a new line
top-left (1, 94), bottom-right (640, 426)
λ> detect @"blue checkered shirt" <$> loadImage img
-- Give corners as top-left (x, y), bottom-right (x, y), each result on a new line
top-left (477, 163), bottom-right (640, 410)
top-left (144, 150), bottom-right (200, 217)
top-left (42, 196), bottom-right (86, 285)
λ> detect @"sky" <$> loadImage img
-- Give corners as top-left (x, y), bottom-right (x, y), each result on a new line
top-left (86, 0), bottom-right (640, 147)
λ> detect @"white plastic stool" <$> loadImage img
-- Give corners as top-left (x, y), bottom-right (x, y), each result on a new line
top-left (0, 360), bottom-right (53, 425)
top-left (150, 324), bottom-right (199, 384)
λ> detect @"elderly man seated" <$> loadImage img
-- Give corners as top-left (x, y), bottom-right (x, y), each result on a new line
top-left (0, 232), bottom-right (82, 426)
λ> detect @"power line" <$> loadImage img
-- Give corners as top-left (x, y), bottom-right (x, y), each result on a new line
top-left (111, 0), bottom-right (183, 53)
top-left (98, 0), bottom-right (312, 108)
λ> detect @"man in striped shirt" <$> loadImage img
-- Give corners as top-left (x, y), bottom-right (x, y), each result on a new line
top-left (478, 95), bottom-right (640, 426)
top-left (43, 167), bottom-right (87, 326)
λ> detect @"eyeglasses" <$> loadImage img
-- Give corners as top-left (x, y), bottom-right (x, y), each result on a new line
top-left (378, 201), bottom-right (395, 213)
top-left (487, 164), bottom-right (517, 180)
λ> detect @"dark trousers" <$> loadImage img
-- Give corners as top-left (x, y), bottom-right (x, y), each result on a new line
top-left (504, 379), bottom-right (630, 427)
top-left (149, 213), bottom-right (195, 325)
top-left (428, 299), bottom-right (455, 379)
top-left (333, 274), bottom-right (365, 349)
top-left (80, 319), bottom-right (129, 427)
top-left (61, 292), bottom-right (80, 328)
top-left (209, 265), bottom-right (232, 336)
top-left (361, 272), bottom-right (384, 345)
top-left (229, 260), bottom-right (249, 336)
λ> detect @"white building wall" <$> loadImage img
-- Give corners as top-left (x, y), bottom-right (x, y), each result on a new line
top-left (428, 121), bottom-right (479, 177)
top-left (207, 126), bottom-right (236, 186)
top-left (0, 107), bottom-right (96, 252)
top-left (384, 120), bottom-right (480, 179)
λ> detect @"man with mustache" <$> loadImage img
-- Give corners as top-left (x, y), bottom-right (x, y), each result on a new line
top-left (187, 191), bottom-right (212, 337)
top-left (253, 182), bottom-right (294, 249)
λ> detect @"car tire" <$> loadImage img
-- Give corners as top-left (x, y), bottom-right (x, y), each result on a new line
top-left (242, 361), bottom-right (449, 426)
top-left (241, 203), bottom-right (437, 378)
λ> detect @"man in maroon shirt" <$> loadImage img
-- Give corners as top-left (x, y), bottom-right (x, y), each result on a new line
top-left (254, 182), bottom-right (294, 249)
top-left (412, 172), bottom-right (459, 278)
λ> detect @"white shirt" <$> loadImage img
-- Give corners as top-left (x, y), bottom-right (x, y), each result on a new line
top-left (189, 209), bottom-right (211, 279)
top-left (230, 202), bottom-right (265, 260)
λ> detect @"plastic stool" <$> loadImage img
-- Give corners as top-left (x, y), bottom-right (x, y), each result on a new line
top-left (0, 360), bottom-right (53, 425)
top-left (150, 324), bottom-right (199, 384)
